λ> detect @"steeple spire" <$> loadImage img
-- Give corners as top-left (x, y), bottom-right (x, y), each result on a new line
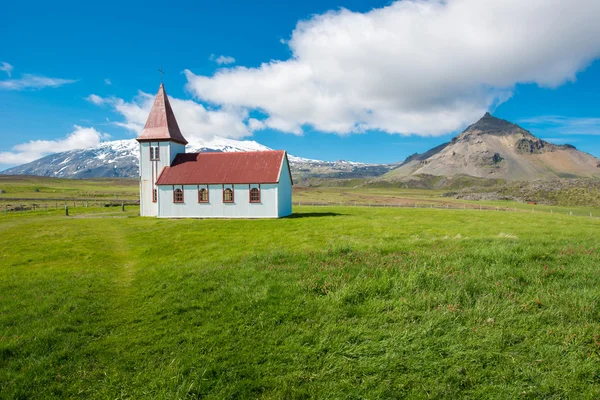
top-left (136, 84), bottom-right (188, 145)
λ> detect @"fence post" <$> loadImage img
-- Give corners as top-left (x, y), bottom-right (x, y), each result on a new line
top-left (122, 202), bottom-right (125, 212)
top-left (65, 205), bottom-right (69, 216)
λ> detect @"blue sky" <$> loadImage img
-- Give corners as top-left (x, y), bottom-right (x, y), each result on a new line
top-left (2, 0), bottom-right (600, 168)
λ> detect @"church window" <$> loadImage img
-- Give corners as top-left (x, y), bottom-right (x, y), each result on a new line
top-left (173, 188), bottom-right (184, 203)
top-left (150, 145), bottom-right (160, 161)
top-left (152, 188), bottom-right (157, 202)
top-left (249, 187), bottom-right (260, 203)
top-left (223, 188), bottom-right (234, 203)
top-left (198, 188), bottom-right (209, 203)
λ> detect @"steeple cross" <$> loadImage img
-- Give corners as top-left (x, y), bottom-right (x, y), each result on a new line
top-left (158, 66), bottom-right (165, 83)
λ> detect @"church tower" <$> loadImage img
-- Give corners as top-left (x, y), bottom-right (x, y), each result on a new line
top-left (136, 84), bottom-right (188, 216)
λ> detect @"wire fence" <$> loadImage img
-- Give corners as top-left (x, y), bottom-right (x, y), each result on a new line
top-left (292, 201), bottom-right (600, 219)
top-left (1, 198), bottom-right (597, 219)
top-left (1, 198), bottom-right (138, 214)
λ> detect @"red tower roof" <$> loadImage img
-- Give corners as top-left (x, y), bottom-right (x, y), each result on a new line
top-left (136, 84), bottom-right (188, 145)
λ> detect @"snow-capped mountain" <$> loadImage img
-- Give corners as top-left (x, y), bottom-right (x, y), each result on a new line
top-left (1, 137), bottom-right (396, 180)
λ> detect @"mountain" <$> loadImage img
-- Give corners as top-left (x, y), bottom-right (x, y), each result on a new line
top-left (385, 113), bottom-right (600, 180)
top-left (1, 137), bottom-right (395, 180)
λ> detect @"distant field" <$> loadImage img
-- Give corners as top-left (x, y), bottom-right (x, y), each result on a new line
top-left (3, 175), bottom-right (599, 218)
top-left (292, 186), bottom-right (600, 217)
top-left (2, 202), bottom-right (600, 398)
top-left (0, 175), bottom-right (138, 200)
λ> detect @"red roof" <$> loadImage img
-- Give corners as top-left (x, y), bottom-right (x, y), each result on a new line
top-left (136, 84), bottom-right (188, 145)
top-left (156, 150), bottom-right (291, 185)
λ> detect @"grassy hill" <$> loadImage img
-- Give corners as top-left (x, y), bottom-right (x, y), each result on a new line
top-left (2, 202), bottom-right (600, 398)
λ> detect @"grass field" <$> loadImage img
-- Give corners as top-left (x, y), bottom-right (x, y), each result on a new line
top-left (2, 202), bottom-right (600, 398)
top-left (4, 175), bottom-right (599, 217)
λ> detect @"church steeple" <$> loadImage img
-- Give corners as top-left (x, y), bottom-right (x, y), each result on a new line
top-left (136, 84), bottom-right (188, 145)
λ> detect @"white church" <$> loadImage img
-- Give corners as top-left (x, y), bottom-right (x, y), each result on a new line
top-left (136, 84), bottom-right (293, 218)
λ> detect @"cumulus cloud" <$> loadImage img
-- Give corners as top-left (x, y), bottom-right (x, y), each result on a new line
top-left (87, 90), bottom-right (257, 142)
top-left (185, 0), bottom-right (600, 136)
top-left (0, 126), bottom-right (109, 165)
top-left (0, 62), bottom-right (13, 77)
top-left (0, 73), bottom-right (77, 90)
top-left (209, 54), bottom-right (236, 65)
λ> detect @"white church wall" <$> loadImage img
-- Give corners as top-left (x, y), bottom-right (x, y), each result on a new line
top-left (139, 141), bottom-right (185, 217)
top-left (157, 183), bottom-right (279, 218)
top-left (277, 157), bottom-right (293, 217)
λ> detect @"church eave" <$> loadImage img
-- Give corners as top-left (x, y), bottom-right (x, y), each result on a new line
top-left (135, 137), bottom-right (188, 145)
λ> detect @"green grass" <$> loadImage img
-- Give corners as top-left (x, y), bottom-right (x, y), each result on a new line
top-left (4, 175), bottom-right (600, 218)
top-left (2, 206), bottom-right (600, 398)
top-left (293, 186), bottom-right (600, 218)
top-left (0, 175), bottom-right (138, 200)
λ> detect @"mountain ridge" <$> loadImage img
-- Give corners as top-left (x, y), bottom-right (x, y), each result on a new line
top-left (1, 137), bottom-right (396, 180)
top-left (387, 113), bottom-right (600, 181)
top-left (3, 114), bottom-right (599, 181)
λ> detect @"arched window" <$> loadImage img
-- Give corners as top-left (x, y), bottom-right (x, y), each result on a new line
top-left (249, 187), bottom-right (260, 203)
top-left (173, 188), bottom-right (184, 203)
top-left (198, 188), bottom-right (209, 203)
top-left (223, 188), bottom-right (234, 203)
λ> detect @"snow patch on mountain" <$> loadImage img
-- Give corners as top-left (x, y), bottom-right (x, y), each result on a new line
top-left (1, 136), bottom-right (395, 179)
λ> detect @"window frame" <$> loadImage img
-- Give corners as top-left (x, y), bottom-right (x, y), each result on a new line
top-left (198, 186), bottom-right (209, 203)
top-left (152, 188), bottom-right (157, 203)
top-left (249, 186), bottom-right (261, 203)
top-left (173, 186), bottom-right (184, 203)
top-left (223, 187), bottom-right (234, 203)
top-left (150, 144), bottom-right (160, 161)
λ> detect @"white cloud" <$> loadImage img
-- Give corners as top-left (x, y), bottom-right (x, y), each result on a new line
top-left (520, 116), bottom-right (600, 135)
top-left (0, 62), bottom-right (13, 77)
top-left (86, 94), bottom-right (106, 105)
top-left (209, 54), bottom-right (236, 65)
top-left (0, 126), bottom-right (109, 165)
top-left (104, 78), bottom-right (112, 85)
top-left (185, 0), bottom-right (600, 136)
top-left (88, 90), bottom-right (258, 142)
top-left (0, 73), bottom-right (77, 90)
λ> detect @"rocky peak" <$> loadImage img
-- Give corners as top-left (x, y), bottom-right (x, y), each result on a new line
top-left (457, 113), bottom-right (534, 141)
